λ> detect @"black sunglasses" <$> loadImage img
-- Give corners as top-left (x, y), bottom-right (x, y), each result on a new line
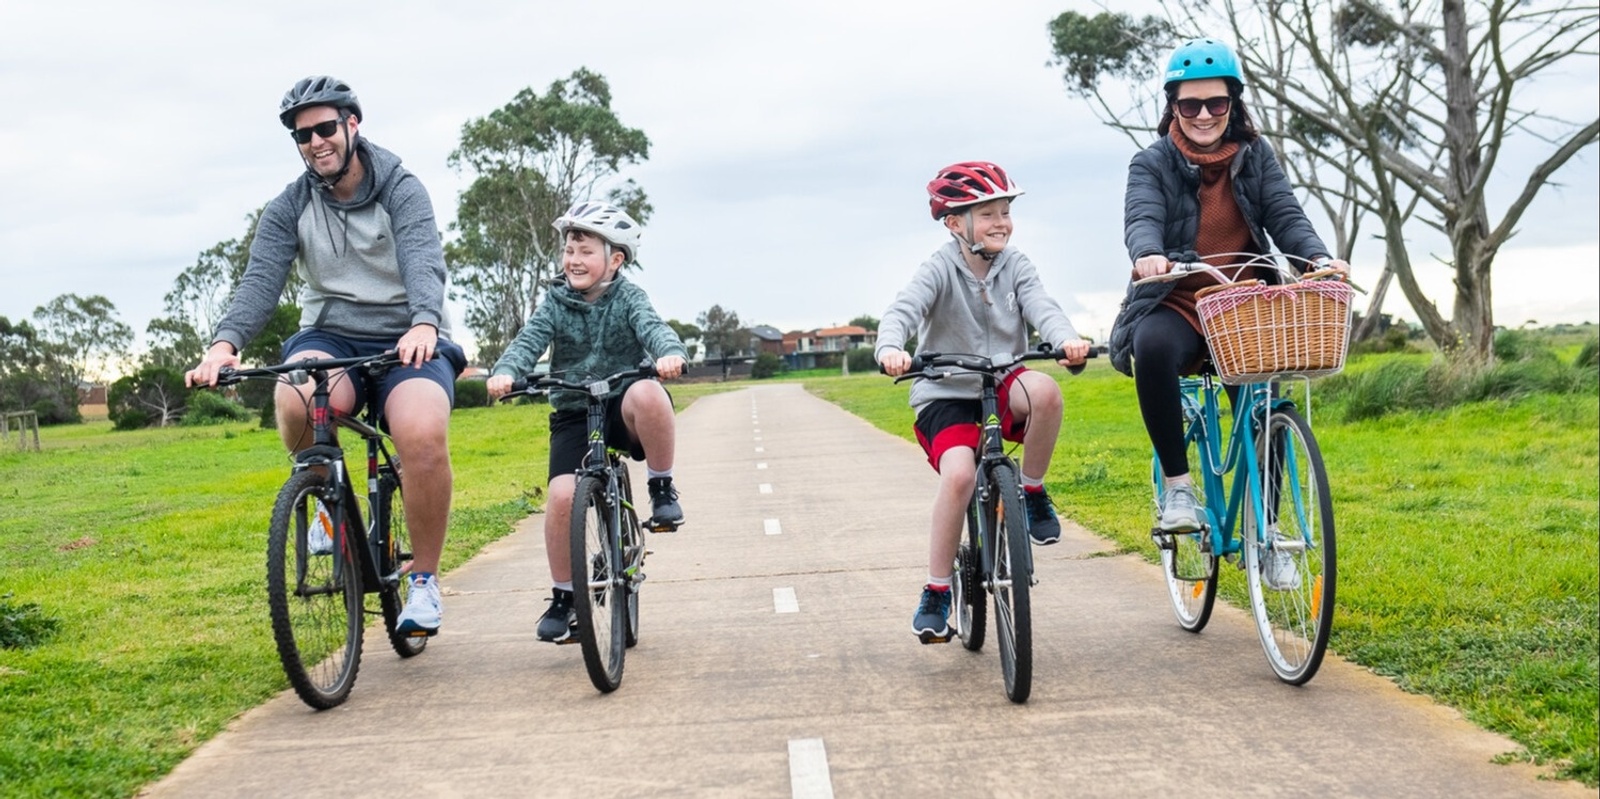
top-left (1174, 96), bottom-right (1232, 119)
top-left (290, 118), bottom-right (345, 144)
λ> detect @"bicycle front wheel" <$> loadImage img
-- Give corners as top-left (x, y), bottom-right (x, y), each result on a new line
top-left (571, 474), bottom-right (626, 692)
top-left (1154, 453), bottom-right (1218, 633)
top-left (990, 463), bottom-right (1032, 704)
top-left (616, 461), bottom-right (643, 649)
top-left (953, 501), bottom-right (986, 651)
top-left (267, 470), bottom-right (363, 709)
top-left (1244, 406), bottom-right (1336, 685)
top-left (375, 466), bottom-right (426, 658)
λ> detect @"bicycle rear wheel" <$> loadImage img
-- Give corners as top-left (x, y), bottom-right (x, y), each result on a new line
top-left (267, 470), bottom-right (363, 709)
top-left (616, 460), bottom-right (643, 649)
top-left (375, 466), bottom-right (426, 658)
top-left (990, 463), bottom-right (1032, 704)
top-left (1243, 406), bottom-right (1335, 685)
top-left (571, 474), bottom-right (626, 692)
top-left (1154, 453), bottom-right (1218, 633)
top-left (953, 501), bottom-right (986, 651)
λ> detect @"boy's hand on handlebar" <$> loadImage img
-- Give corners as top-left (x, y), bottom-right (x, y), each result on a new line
top-left (654, 355), bottom-right (685, 380)
top-left (1057, 340), bottom-right (1091, 367)
top-left (1133, 254), bottom-right (1171, 280)
top-left (485, 374), bottom-right (513, 400)
top-left (185, 342), bottom-right (240, 388)
top-left (878, 349), bottom-right (912, 377)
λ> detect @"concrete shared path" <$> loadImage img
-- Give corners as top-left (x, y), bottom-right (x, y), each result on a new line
top-left (144, 384), bottom-right (1585, 798)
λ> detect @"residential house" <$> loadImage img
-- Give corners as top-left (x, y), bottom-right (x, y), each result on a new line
top-left (783, 324), bottom-right (877, 370)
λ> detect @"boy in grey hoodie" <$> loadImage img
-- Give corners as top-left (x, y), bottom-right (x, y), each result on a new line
top-left (876, 161), bottom-right (1090, 643)
top-left (486, 201), bottom-right (687, 644)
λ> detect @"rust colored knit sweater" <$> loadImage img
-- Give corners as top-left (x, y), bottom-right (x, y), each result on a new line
top-left (1161, 129), bottom-right (1262, 333)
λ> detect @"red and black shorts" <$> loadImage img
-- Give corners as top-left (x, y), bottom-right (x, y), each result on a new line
top-left (912, 367), bottom-right (1028, 472)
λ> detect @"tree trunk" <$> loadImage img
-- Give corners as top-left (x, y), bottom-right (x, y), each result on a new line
top-left (1441, 0), bottom-right (1494, 362)
top-left (1352, 264), bottom-right (1394, 342)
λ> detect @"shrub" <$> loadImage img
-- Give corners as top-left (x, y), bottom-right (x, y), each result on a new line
top-left (751, 352), bottom-right (784, 379)
top-left (107, 367), bottom-right (187, 430)
top-left (182, 390), bottom-right (251, 425)
top-left (846, 347), bottom-right (878, 375)
top-left (1575, 336), bottom-right (1598, 370)
top-left (0, 593), bottom-right (59, 650)
top-left (454, 378), bottom-right (489, 409)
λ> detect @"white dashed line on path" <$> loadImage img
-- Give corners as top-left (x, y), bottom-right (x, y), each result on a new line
top-left (756, 462), bottom-right (768, 469)
top-left (787, 738), bottom-right (834, 799)
top-left (759, 484), bottom-right (773, 494)
top-left (764, 518), bottom-right (782, 535)
top-left (773, 587), bottom-right (799, 613)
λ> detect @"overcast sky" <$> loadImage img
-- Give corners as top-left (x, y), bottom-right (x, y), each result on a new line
top-left (2, 1), bottom-right (1596, 362)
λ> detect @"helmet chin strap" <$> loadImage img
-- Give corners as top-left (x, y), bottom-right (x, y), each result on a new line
top-left (953, 210), bottom-right (1000, 262)
top-left (304, 119), bottom-right (357, 192)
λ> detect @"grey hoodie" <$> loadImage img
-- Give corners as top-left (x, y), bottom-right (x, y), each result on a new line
top-left (876, 240), bottom-right (1080, 412)
top-left (211, 139), bottom-right (451, 352)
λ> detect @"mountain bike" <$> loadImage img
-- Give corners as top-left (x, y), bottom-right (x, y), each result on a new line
top-left (214, 352), bottom-right (424, 709)
top-left (886, 344), bottom-right (1090, 704)
top-left (1136, 254), bottom-right (1350, 684)
top-left (501, 363), bottom-right (678, 693)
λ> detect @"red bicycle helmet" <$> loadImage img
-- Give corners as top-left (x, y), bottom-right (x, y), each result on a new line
top-left (926, 161), bottom-right (1024, 220)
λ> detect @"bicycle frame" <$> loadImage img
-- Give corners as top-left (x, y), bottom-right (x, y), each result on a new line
top-left (970, 372), bottom-right (1027, 587)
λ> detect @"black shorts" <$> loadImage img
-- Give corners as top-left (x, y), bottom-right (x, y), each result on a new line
top-left (548, 394), bottom-right (646, 480)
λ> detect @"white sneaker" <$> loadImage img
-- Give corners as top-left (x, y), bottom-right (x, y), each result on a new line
top-left (1262, 533), bottom-right (1303, 591)
top-left (396, 574), bottom-right (442, 636)
top-left (308, 500), bottom-right (335, 555)
top-left (1159, 485), bottom-right (1203, 532)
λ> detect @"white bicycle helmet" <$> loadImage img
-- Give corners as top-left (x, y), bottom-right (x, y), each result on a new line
top-left (552, 201), bottom-right (642, 264)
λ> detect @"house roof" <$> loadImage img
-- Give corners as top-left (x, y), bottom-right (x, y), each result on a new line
top-left (814, 325), bottom-right (873, 337)
top-left (749, 325), bottom-right (784, 341)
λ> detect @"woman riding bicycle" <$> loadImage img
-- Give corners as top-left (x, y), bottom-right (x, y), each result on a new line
top-left (1108, 37), bottom-right (1350, 535)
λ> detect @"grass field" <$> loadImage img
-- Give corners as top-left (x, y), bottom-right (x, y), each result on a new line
top-left (0, 363), bottom-right (1594, 795)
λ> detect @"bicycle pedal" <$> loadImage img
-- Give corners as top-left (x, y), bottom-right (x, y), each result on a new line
top-left (917, 630), bottom-right (953, 645)
top-left (645, 519), bottom-right (683, 533)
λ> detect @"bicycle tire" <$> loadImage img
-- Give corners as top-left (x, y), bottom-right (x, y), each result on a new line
top-left (375, 466), bottom-right (426, 658)
top-left (616, 460), bottom-right (642, 649)
top-left (571, 474), bottom-right (626, 692)
top-left (953, 500), bottom-right (986, 651)
top-left (267, 469), bottom-right (363, 709)
top-left (1243, 406), bottom-right (1336, 685)
top-left (1154, 451), bottom-right (1218, 633)
top-left (990, 462), bottom-right (1032, 703)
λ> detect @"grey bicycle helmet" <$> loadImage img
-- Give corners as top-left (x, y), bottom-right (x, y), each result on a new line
top-left (553, 201), bottom-right (642, 264)
top-left (279, 75), bottom-right (363, 129)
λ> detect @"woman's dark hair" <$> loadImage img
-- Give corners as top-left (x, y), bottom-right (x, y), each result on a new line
top-left (1156, 78), bottom-right (1259, 143)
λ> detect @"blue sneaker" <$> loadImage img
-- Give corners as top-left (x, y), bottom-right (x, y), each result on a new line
top-left (1024, 488), bottom-right (1062, 545)
top-left (395, 574), bottom-right (441, 637)
top-left (912, 587), bottom-right (952, 644)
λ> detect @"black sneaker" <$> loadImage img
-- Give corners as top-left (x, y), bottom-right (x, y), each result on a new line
top-left (646, 477), bottom-right (683, 530)
top-left (1024, 488), bottom-right (1062, 545)
top-left (912, 586), bottom-right (952, 644)
top-left (536, 588), bottom-right (576, 643)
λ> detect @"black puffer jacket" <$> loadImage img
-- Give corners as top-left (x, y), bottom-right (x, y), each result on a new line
top-left (1107, 135), bottom-right (1331, 375)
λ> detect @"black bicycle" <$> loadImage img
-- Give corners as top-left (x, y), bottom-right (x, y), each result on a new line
top-left (501, 363), bottom-right (679, 693)
top-left (215, 352), bottom-right (424, 709)
top-left (887, 344), bottom-right (1090, 703)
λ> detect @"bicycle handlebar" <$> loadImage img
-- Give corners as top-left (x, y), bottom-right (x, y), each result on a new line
top-left (212, 352), bottom-right (407, 388)
top-left (881, 343), bottom-right (1098, 384)
top-left (1131, 252), bottom-right (1352, 288)
top-left (498, 361), bottom-right (675, 402)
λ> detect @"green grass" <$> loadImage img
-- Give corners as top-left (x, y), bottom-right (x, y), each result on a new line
top-left (804, 356), bottom-right (1599, 787)
top-left (0, 386), bottom-right (736, 799)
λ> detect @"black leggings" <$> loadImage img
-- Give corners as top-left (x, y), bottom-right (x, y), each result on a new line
top-left (1132, 306), bottom-right (1241, 479)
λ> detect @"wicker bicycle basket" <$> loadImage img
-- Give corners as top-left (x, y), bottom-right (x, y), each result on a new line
top-left (1195, 279), bottom-right (1354, 384)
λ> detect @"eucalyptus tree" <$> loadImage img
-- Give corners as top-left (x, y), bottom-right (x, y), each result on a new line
top-left (447, 68), bottom-right (652, 365)
top-left (696, 305), bottom-right (746, 379)
top-left (1048, 1), bottom-right (1598, 360)
top-left (31, 294), bottom-right (132, 396)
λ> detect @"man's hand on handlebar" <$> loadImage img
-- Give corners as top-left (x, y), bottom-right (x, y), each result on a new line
top-left (185, 341), bottom-right (241, 389)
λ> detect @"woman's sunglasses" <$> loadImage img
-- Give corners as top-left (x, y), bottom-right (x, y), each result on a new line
top-left (290, 118), bottom-right (346, 144)
top-left (1174, 96), bottom-right (1232, 119)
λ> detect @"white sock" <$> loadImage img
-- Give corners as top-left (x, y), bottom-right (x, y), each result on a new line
top-left (647, 468), bottom-right (672, 480)
top-left (1021, 474), bottom-right (1044, 490)
top-left (927, 575), bottom-right (952, 590)
top-left (554, 581), bottom-right (573, 592)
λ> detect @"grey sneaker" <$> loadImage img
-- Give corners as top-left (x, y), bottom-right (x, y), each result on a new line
top-left (395, 574), bottom-right (441, 636)
top-left (1262, 532), bottom-right (1303, 591)
top-left (912, 586), bottom-right (952, 644)
top-left (646, 477), bottom-right (684, 531)
top-left (537, 588), bottom-right (577, 643)
top-left (1158, 484), bottom-right (1204, 532)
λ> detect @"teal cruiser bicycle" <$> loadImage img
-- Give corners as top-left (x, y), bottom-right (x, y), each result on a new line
top-left (1138, 255), bottom-right (1352, 685)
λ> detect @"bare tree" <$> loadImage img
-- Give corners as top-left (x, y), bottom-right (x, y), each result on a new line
top-left (1049, 1), bottom-right (1599, 361)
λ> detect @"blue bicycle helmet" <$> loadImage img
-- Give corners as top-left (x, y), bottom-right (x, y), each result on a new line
top-left (1163, 38), bottom-right (1243, 88)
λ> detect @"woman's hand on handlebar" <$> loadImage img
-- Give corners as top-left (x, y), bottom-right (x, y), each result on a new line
top-left (486, 374), bottom-right (514, 400)
top-left (654, 355), bottom-right (685, 380)
top-left (1133, 254), bottom-right (1171, 280)
top-left (878, 349), bottom-right (912, 377)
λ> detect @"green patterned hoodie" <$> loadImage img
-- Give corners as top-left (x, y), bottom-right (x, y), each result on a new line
top-left (491, 275), bottom-right (687, 413)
